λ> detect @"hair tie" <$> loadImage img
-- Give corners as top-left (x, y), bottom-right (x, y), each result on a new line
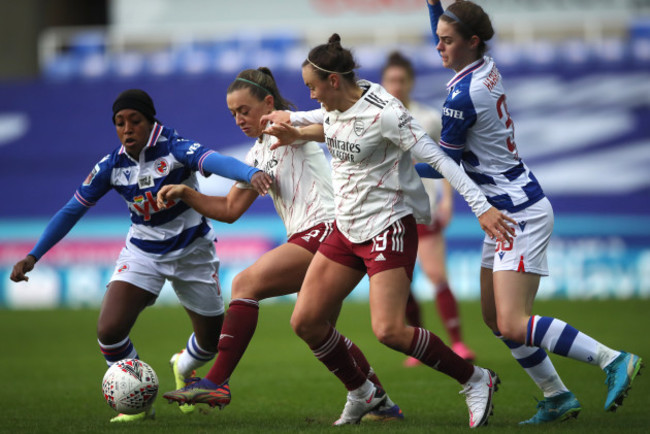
top-left (443, 9), bottom-right (474, 35)
top-left (306, 58), bottom-right (354, 75)
top-left (235, 77), bottom-right (271, 95)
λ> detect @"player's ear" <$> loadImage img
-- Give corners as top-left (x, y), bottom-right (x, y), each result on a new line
top-left (469, 35), bottom-right (481, 51)
top-left (329, 73), bottom-right (339, 89)
top-left (264, 94), bottom-right (274, 110)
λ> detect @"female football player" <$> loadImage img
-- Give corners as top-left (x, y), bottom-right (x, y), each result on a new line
top-left (157, 67), bottom-right (403, 421)
top-left (381, 50), bottom-right (476, 365)
top-left (9, 88), bottom-right (272, 423)
top-left (262, 33), bottom-right (516, 428)
top-left (422, 0), bottom-right (643, 424)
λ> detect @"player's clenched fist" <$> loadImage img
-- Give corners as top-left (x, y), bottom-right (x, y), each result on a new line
top-left (157, 184), bottom-right (189, 209)
top-left (10, 255), bottom-right (36, 282)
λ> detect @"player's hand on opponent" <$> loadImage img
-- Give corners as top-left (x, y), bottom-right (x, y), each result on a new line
top-left (265, 122), bottom-right (302, 150)
top-left (260, 111), bottom-right (291, 127)
top-left (249, 171), bottom-right (273, 196)
top-left (478, 207), bottom-right (517, 243)
top-left (10, 255), bottom-right (37, 282)
top-left (157, 184), bottom-right (189, 209)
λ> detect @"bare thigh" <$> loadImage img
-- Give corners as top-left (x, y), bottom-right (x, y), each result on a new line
top-left (232, 243), bottom-right (313, 300)
top-left (369, 267), bottom-right (413, 351)
top-left (492, 270), bottom-right (540, 343)
top-left (290, 252), bottom-right (365, 345)
top-left (417, 232), bottom-right (448, 287)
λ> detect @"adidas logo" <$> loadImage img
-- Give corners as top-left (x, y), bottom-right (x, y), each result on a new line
top-left (375, 253), bottom-right (386, 262)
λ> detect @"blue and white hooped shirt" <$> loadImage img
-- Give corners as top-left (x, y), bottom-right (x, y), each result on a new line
top-left (428, 2), bottom-right (545, 213)
top-left (76, 123), bottom-right (218, 260)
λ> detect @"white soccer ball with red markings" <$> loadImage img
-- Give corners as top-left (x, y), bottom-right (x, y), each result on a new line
top-left (102, 359), bottom-right (159, 414)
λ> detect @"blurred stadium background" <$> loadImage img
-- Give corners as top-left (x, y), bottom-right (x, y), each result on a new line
top-left (1, 0), bottom-right (649, 309)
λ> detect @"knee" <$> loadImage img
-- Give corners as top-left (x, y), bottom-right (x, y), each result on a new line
top-left (97, 318), bottom-right (129, 345)
top-left (373, 323), bottom-right (408, 352)
top-left (230, 272), bottom-right (249, 299)
top-left (290, 313), bottom-right (312, 342)
top-left (496, 317), bottom-right (527, 343)
top-left (231, 270), bottom-right (259, 299)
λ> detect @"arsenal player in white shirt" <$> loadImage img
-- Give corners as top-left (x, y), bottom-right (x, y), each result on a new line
top-left (264, 33), bottom-right (515, 427)
top-left (157, 67), bottom-right (402, 419)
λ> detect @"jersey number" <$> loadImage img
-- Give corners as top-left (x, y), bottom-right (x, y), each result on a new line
top-left (496, 94), bottom-right (519, 159)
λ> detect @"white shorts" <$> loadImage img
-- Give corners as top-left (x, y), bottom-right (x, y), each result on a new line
top-left (109, 239), bottom-right (224, 316)
top-left (481, 197), bottom-right (554, 276)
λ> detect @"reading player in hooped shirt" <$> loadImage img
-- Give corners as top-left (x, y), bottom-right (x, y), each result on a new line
top-left (157, 67), bottom-right (403, 419)
top-left (263, 33), bottom-right (517, 428)
top-left (9, 89), bottom-right (272, 423)
top-left (424, 0), bottom-right (643, 425)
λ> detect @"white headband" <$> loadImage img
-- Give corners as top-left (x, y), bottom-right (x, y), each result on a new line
top-left (306, 58), bottom-right (354, 75)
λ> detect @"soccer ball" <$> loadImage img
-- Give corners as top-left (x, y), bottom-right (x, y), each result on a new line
top-left (102, 359), bottom-right (159, 414)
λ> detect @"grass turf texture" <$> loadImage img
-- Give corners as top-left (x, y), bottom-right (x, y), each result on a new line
top-left (1, 299), bottom-right (648, 433)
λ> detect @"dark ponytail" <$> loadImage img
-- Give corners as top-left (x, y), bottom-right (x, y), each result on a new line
top-left (227, 67), bottom-right (296, 111)
top-left (303, 33), bottom-right (358, 83)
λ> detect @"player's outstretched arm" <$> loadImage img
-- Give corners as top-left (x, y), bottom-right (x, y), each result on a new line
top-left (157, 183), bottom-right (258, 223)
top-left (411, 134), bottom-right (516, 242)
top-left (9, 196), bottom-right (90, 283)
top-left (200, 152), bottom-right (272, 196)
top-left (260, 109), bottom-right (324, 128)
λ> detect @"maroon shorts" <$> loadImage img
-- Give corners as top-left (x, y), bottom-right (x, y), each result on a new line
top-left (287, 222), bottom-right (335, 254)
top-left (417, 215), bottom-right (443, 239)
top-left (318, 215), bottom-right (419, 280)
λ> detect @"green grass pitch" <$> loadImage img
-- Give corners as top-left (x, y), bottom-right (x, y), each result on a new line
top-left (1, 299), bottom-right (648, 433)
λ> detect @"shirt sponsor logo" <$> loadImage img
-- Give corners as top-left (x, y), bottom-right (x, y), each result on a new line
top-left (326, 137), bottom-right (361, 162)
top-left (443, 107), bottom-right (465, 120)
top-left (132, 191), bottom-right (175, 221)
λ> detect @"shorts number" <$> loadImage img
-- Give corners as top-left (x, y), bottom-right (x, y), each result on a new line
top-left (495, 239), bottom-right (514, 252)
top-left (372, 231), bottom-right (388, 252)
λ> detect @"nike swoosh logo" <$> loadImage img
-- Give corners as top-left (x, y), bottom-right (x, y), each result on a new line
top-left (219, 334), bottom-right (234, 339)
top-left (365, 391), bottom-right (376, 404)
